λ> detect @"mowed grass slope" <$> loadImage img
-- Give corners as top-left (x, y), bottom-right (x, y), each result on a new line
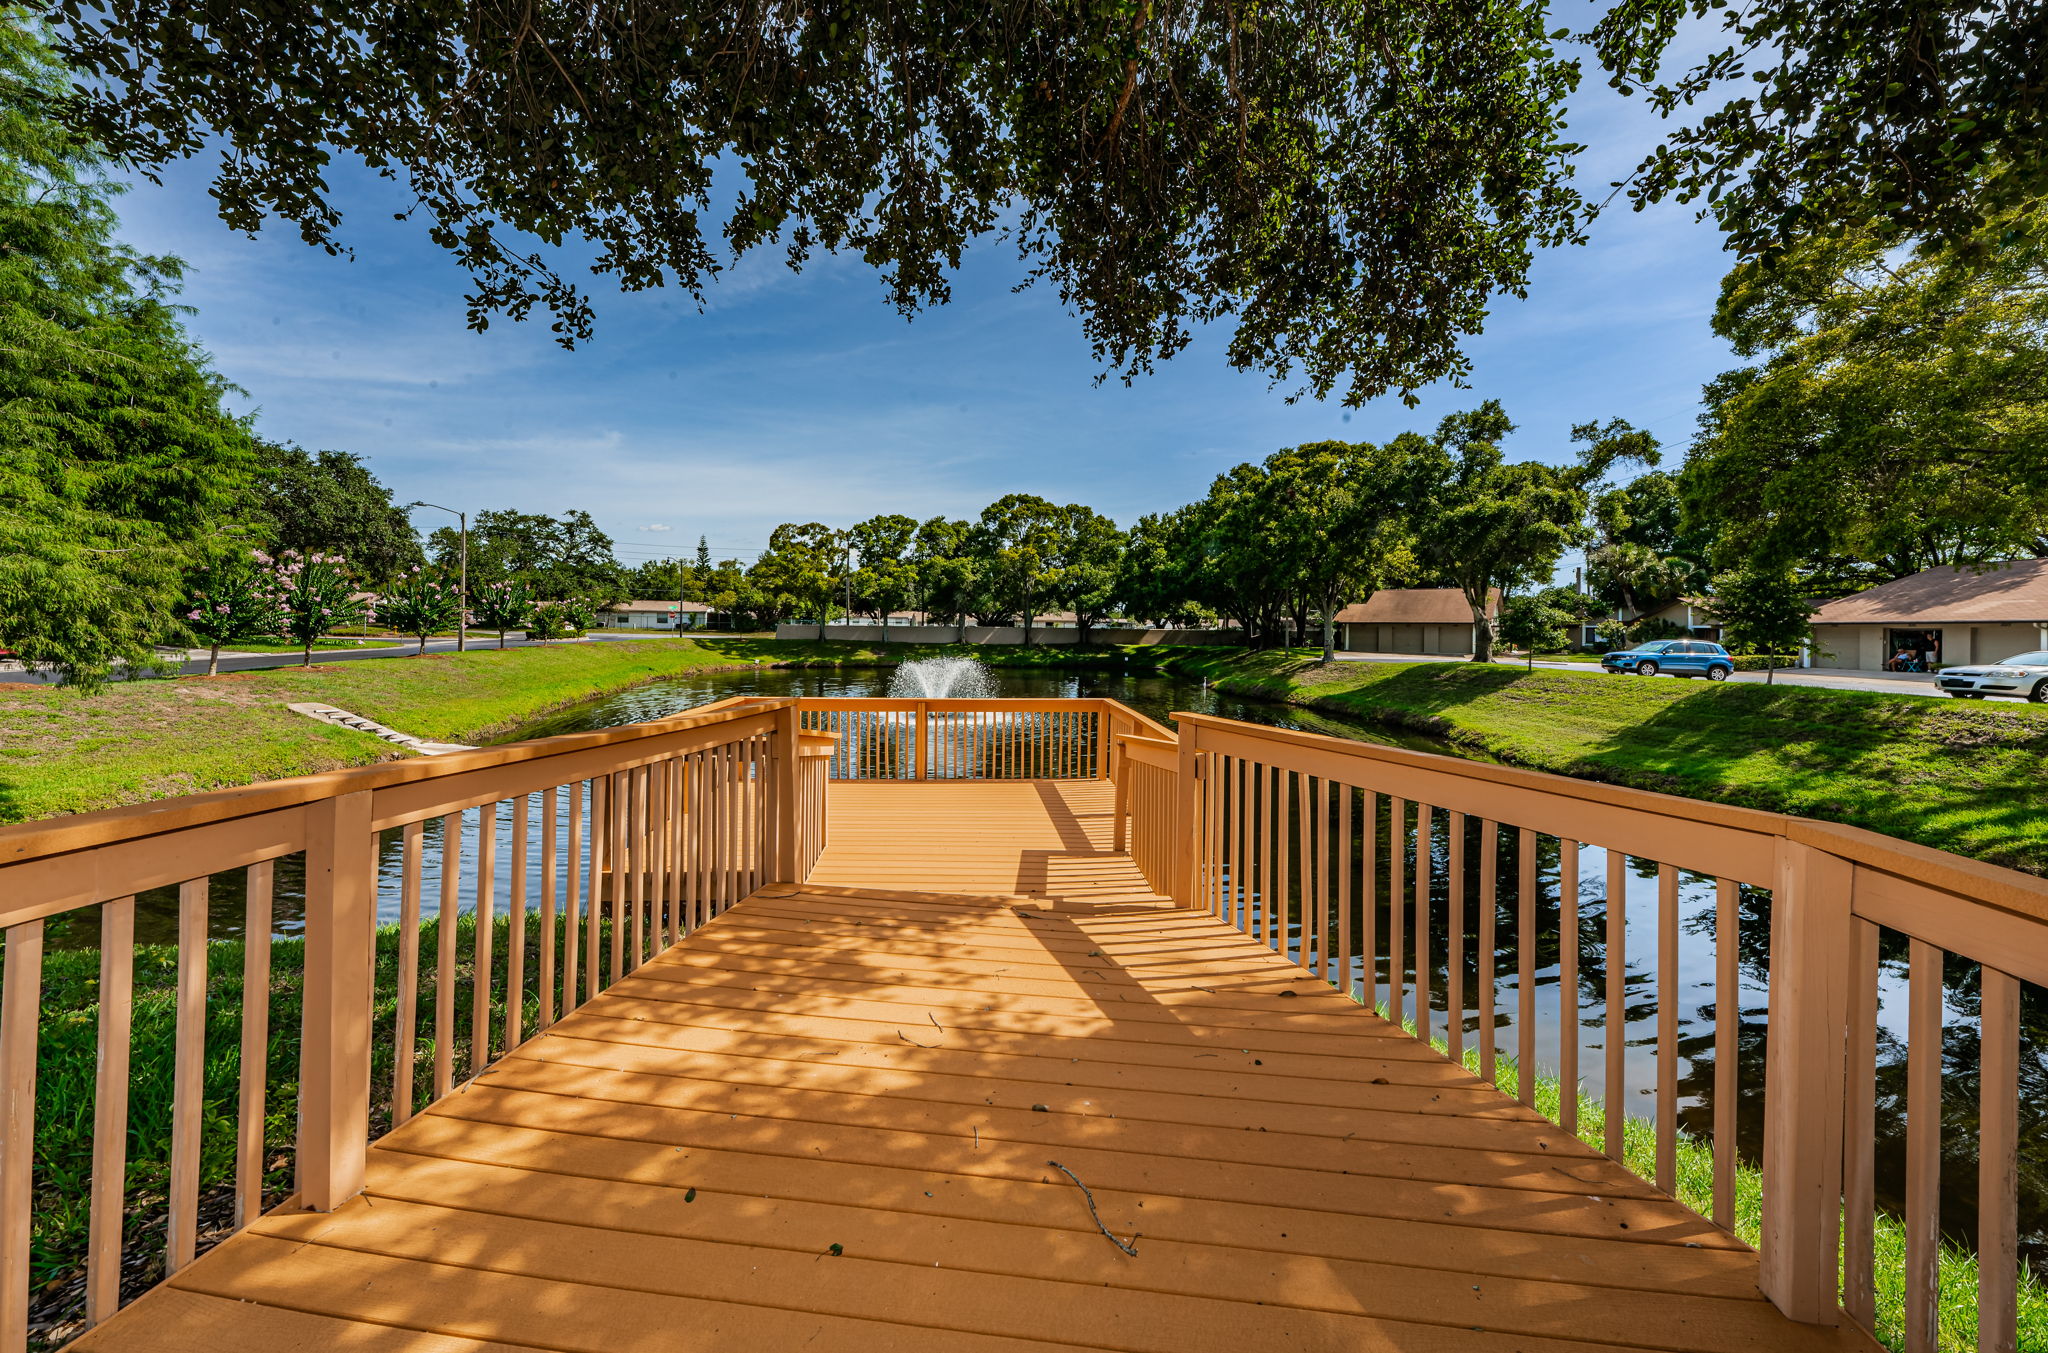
top-left (1164, 650), bottom-right (2048, 875)
top-left (0, 641), bottom-right (758, 825)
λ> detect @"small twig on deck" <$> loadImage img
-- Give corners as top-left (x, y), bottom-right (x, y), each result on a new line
top-left (897, 1031), bottom-right (938, 1048)
top-left (1048, 1160), bottom-right (1139, 1257)
top-left (928, 1012), bottom-right (944, 1032)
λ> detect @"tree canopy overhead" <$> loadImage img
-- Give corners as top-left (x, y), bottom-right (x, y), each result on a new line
top-left (39, 0), bottom-right (1586, 404)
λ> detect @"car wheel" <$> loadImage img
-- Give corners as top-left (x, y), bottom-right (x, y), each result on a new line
top-left (1637, 660), bottom-right (1659, 676)
top-left (1707, 666), bottom-right (1730, 681)
top-left (2031, 680), bottom-right (2048, 704)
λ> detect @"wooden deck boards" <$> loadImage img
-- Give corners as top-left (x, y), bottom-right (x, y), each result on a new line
top-left (72, 780), bottom-right (1879, 1353)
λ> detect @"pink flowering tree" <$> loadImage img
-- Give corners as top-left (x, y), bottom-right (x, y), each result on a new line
top-left (526, 599), bottom-right (572, 643)
top-left (375, 568), bottom-right (466, 655)
top-left (182, 552), bottom-right (285, 676)
top-left (271, 550), bottom-right (367, 665)
top-left (471, 578), bottom-right (535, 648)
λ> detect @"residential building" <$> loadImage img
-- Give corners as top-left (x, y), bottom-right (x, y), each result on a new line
top-left (592, 599), bottom-right (713, 631)
top-left (1335, 588), bottom-right (1498, 655)
top-left (1808, 560), bottom-right (2048, 671)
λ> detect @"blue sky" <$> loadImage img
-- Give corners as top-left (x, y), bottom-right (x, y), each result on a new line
top-left (113, 44), bottom-right (1737, 578)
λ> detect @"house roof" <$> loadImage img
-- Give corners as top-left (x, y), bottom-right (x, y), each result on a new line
top-left (1809, 561), bottom-right (2048, 625)
top-left (601, 599), bottom-right (712, 613)
top-left (1333, 588), bottom-right (1498, 625)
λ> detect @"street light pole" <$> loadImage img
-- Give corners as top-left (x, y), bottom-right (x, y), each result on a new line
top-left (409, 501), bottom-right (468, 652)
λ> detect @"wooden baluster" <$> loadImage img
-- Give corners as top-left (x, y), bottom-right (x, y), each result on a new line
top-left (1980, 965), bottom-right (2020, 1353)
top-left (235, 861), bottom-right (275, 1230)
top-left (1293, 772), bottom-right (1311, 965)
top-left (564, 783), bottom-right (584, 1011)
top-left (1389, 797), bottom-right (1406, 1024)
top-left (472, 800), bottom-right (497, 1073)
top-left (1656, 862), bottom-right (1678, 1188)
top-left (1478, 821), bottom-right (1497, 1085)
top-left (609, 770), bottom-right (628, 984)
top-left (1, 917), bottom-right (44, 1350)
top-left (1558, 839), bottom-right (1579, 1134)
top-left (627, 768), bottom-right (645, 968)
top-left (539, 788), bottom-right (558, 1029)
top-left (84, 900), bottom-right (133, 1327)
top-left (585, 778), bottom-right (606, 997)
top-left (1361, 793), bottom-right (1379, 1012)
top-left (436, 812), bottom-right (461, 1098)
top-left (1235, 757), bottom-right (1250, 933)
top-left (1338, 786), bottom-right (1354, 997)
top-left (507, 795), bottom-right (529, 1050)
top-left (1905, 939), bottom-right (1943, 1353)
top-left (1310, 777), bottom-right (1327, 978)
top-left (1446, 814), bottom-right (1465, 1066)
top-left (167, 877), bottom-right (208, 1272)
top-left (1603, 846), bottom-right (1625, 1161)
top-left (1842, 916), bottom-right (1878, 1326)
top-left (393, 823), bottom-right (423, 1125)
top-left (1714, 877), bottom-right (1742, 1230)
top-left (1517, 828), bottom-right (1537, 1107)
top-left (1255, 765), bottom-right (1271, 943)
top-left (1415, 805), bottom-right (1433, 1043)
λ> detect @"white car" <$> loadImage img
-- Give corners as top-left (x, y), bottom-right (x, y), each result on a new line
top-left (1935, 651), bottom-right (2048, 702)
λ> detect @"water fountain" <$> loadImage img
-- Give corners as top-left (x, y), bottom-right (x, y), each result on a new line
top-left (886, 657), bottom-right (1001, 777)
top-left (887, 655), bottom-right (996, 699)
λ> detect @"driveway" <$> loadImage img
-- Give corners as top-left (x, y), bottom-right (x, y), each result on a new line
top-left (1330, 650), bottom-right (2014, 701)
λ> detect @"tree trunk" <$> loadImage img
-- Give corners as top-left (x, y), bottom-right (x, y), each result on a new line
top-left (207, 644), bottom-right (221, 677)
top-left (417, 633), bottom-right (428, 655)
top-left (1766, 657), bottom-right (1777, 684)
top-left (1469, 603), bottom-right (1496, 663)
top-left (499, 628), bottom-right (508, 649)
top-left (301, 638), bottom-right (313, 666)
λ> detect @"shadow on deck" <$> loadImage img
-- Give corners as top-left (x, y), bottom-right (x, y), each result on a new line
top-left (73, 781), bottom-right (1878, 1352)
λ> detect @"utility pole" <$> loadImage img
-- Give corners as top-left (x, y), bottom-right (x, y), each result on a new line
top-left (409, 501), bottom-right (468, 651)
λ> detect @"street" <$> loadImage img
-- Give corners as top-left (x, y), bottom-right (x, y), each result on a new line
top-left (1330, 650), bottom-right (2021, 701)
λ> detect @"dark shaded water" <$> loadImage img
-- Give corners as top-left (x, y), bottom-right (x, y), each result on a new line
top-left (35, 662), bottom-right (2046, 1267)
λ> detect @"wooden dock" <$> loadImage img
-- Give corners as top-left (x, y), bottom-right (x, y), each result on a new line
top-left (72, 780), bottom-right (1878, 1353)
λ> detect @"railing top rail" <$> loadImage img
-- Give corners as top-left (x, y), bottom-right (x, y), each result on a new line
top-left (0, 696), bottom-right (798, 870)
top-left (1113, 732), bottom-right (1178, 752)
top-left (1172, 709), bottom-right (2048, 927)
top-left (795, 696), bottom-right (1109, 711)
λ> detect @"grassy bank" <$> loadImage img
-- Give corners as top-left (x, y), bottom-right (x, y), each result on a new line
top-left (1161, 650), bottom-right (2048, 875)
top-left (0, 640), bottom-right (775, 824)
top-left (27, 912), bottom-right (580, 1351)
top-left (0, 638), bottom-right (1197, 825)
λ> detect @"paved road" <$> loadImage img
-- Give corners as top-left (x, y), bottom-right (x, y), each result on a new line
top-left (1329, 650), bottom-right (2029, 702)
top-left (0, 632), bottom-right (682, 685)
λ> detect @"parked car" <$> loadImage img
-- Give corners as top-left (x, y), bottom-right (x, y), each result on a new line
top-left (1599, 639), bottom-right (1735, 680)
top-left (1935, 651), bottom-right (2048, 702)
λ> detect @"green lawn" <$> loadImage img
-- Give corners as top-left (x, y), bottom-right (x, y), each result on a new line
top-left (0, 641), bottom-right (764, 824)
top-left (1160, 650), bottom-right (2048, 875)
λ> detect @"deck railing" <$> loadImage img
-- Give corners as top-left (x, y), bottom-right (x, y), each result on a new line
top-left (0, 697), bottom-right (823, 1349)
top-left (5, 691), bottom-right (2041, 1351)
top-left (1157, 710), bottom-right (2046, 1349)
top-left (794, 697), bottom-right (1170, 781)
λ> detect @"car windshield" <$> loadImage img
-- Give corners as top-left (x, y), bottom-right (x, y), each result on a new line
top-left (1997, 652), bottom-right (2048, 666)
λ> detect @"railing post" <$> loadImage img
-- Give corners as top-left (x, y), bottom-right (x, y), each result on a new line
top-left (1172, 727), bottom-right (1201, 907)
top-left (297, 789), bottom-right (375, 1212)
top-left (915, 701), bottom-right (929, 780)
top-left (1112, 739), bottom-right (1130, 854)
top-left (1758, 839), bottom-right (1853, 1324)
top-left (775, 701), bottom-right (803, 883)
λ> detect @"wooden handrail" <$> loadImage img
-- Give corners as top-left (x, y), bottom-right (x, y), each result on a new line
top-left (1164, 708), bottom-right (2046, 1340)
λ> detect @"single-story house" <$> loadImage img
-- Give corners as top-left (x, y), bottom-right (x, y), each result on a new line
top-left (1335, 589), bottom-right (1498, 656)
top-left (1584, 596), bottom-right (1723, 647)
top-left (1809, 560), bottom-right (2048, 671)
top-left (593, 599), bottom-right (714, 631)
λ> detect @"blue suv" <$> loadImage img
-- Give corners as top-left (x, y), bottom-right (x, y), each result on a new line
top-left (1600, 639), bottom-right (1735, 681)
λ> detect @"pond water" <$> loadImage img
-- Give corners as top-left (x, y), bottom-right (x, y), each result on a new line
top-left (47, 660), bottom-right (2046, 1267)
